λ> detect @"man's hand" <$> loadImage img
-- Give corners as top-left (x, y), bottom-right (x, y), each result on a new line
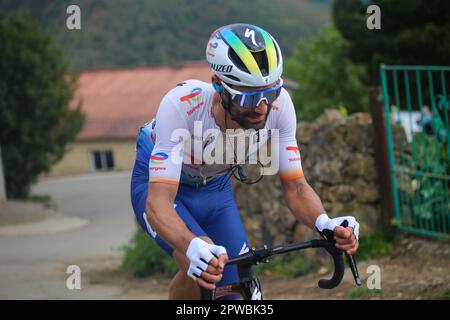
top-left (315, 213), bottom-right (360, 255)
top-left (186, 237), bottom-right (228, 290)
top-left (195, 254), bottom-right (228, 290)
top-left (334, 226), bottom-right (358, 255)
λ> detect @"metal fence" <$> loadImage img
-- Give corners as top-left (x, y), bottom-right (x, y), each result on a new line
top-left (380, 64), bottom-right (450, 239)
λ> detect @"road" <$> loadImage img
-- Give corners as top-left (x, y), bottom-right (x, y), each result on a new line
top-left (0, 171), bottom-right (137, 299)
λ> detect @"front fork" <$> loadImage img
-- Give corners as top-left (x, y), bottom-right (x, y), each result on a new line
top-left (237, 263), bottom-right (263, 300)
top-left (199, 264), bottom-right (263, 300)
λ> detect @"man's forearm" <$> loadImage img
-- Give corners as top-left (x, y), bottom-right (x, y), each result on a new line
top-left (146, 184), bottom-right (196, 254)
top-left (282, 178), bottom-right (325, 229)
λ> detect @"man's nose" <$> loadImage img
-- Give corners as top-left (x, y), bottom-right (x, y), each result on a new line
top-left (255, 99), bottom-right (268, 112)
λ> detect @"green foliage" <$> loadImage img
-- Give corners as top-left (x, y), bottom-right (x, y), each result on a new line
top-left (1, 0), bottom-right (330, 70)
top-left (399, 131), bottom-right (450, 227)
top-left (333, 0), bottom-right (450, 84)
top-left (443, 290), bottom-right (450, 300)
top-left (254, 252), bottom-right (320, 278)
top-left (285, 26), bottom-right (368, 121)
top-left (0, 11), bottom-right (84, 198)
top-left (121, 230), bottom-right (178, 278)
top-left (346, 286), bottom-right (383, 299)
top-left (356, 231), bottom-right (393, 261)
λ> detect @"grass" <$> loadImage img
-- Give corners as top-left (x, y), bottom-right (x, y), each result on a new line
top-left (254, 252), bottom-right (320, 278)
top-left (346, 286), bottom-right (383, 299)
top-left (26, 194), bottom-right (53, 206)
top-left (121, 230), bottom-right (178, 278)
top-left (356, 231), bottom-right (394, 261)
top-left (443, 290), bottom-right (450, 300)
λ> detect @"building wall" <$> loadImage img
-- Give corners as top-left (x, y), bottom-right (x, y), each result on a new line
top-left (50, 140), bottom-right (136, 176)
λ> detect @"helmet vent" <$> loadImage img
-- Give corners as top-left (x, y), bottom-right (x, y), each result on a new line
top-left (252, 51), bottom-right (269, 77)
top-left (228, 47), bottom-right (269, 77)
top-left (223, 74), bottom-right (241, 82)
top-left (228, 48), bottom-right (249, 74)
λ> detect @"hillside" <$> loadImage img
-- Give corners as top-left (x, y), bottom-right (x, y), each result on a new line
top-left (1, 0), bottom-right (331, 70)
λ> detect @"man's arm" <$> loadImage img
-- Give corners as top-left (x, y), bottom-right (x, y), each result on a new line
top-left (146, 182), bottom-right (194, 254)
top-left (281, 176), bottom-right (324, 229)
top-left (281, 176), bottom-right (359, 254)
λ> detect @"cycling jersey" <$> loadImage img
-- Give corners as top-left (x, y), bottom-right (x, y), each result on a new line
top-left (149, 80), bottom-right (303, 185)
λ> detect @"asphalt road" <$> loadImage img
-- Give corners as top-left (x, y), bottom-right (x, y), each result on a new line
top-left (0, 171), bottom-right (137, 299)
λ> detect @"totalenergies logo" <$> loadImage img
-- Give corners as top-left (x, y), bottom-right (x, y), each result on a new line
top-left (286, 146), bottom-right (299, 155)
top-left (207, 41), bottom-right (218, 57)
top-left (180, 88), bottom-right (202, 106)
top-left (150, 152), bottom-right (168, 164)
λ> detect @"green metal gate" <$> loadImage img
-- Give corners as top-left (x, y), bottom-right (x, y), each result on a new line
top-left (380, 64), bottom-right (450, 239)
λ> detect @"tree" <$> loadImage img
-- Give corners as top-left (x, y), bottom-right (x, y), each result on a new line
top-left (0, 11), bottom-right (84, 198)
top-left (284, 26), bottom-right (368, 121)
top-left (333, 0), bottom-right (450, 84)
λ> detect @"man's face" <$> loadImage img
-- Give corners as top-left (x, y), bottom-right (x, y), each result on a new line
top-left (226, 82), bottom-right (277, 130)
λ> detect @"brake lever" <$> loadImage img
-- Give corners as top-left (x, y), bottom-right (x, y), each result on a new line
top-left (341, 220), bottom-right (362, 286)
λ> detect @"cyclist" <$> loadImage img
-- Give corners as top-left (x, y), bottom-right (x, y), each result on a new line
top-left (130, 23), bottom-right (360, 300)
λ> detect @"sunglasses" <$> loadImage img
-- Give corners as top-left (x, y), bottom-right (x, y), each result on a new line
top-left (221, 78), bottom-right (283, 109)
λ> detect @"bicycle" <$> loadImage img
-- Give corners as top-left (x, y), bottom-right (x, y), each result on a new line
top-left (199, 220), bottom-right (362, 300)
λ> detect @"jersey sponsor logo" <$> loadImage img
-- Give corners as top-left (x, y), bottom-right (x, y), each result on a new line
top-left (286, 146), bottom-right (299, 155)
top-left (180, 88), bottom-right (202, 106)
top-left (186, 102), bottom-right (204, 115)
top-left (208, 63), bottom-right (233, 73)
top-left (272, 105), bottom-right (279, 110)
top-left (149, 166), bottom-right (166, 171)
top-left (288, 157), bottom-right (301, 162)
top-left (150, 152), bottom-right (168, 164)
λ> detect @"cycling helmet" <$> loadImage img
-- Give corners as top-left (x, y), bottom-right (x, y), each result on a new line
top-left (206, 23), bottom-right (283, 87)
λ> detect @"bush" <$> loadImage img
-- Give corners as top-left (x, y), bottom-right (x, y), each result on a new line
top-left (121, 230), bottom-right (178, 278)
top-left (357, 231), bottom-right (393, 261)
top-left (284, 26), bottom-right (368, 122)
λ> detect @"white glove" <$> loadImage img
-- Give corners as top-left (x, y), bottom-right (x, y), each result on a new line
top-left (186, 237), bottom-right (227, 280)
top-left (315, 213), bottom-right (360, 240)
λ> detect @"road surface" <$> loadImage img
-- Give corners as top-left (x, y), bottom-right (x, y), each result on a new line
top-left (0, 171), bottom-right (137, 299)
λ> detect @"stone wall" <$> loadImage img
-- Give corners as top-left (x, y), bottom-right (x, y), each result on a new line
top-left (232, 109), bottom-right (383, 248)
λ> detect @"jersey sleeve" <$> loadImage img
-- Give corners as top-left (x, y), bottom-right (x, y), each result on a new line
top-left (276, 90), bottom-right (304, 181)
top-left (148, 93), bottom-right (188, 186)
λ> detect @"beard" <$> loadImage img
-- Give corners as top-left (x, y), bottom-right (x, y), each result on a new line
top-left (227, 103), bottom-right (272, 130)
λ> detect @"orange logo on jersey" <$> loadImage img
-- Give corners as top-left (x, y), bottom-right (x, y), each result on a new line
top-left (286, 146), bottom-right (299, 155)
top-left (180, 88), bottom-right (202, 106)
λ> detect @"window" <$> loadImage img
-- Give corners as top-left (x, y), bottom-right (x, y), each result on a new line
top-left (91, 150), bottom-right (114, 171)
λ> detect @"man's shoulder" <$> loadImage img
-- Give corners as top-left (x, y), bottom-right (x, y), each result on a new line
top-left (156, 79), bottom-right (213, 124)
top-left (164, 79), bottom-right (212, 101)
